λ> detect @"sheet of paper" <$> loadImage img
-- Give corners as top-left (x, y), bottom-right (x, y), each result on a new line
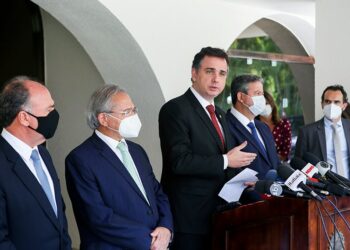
top-left (218, 168), bottom-right (258, 202)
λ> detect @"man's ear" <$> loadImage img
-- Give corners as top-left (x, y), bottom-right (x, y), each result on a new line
top-left (237, 92), bottom-right (244, 103)
top-left (191, 68), bottom-right (197, 83)
top-left (97, 113), bottom-right (108, 126)
top-left (17, 111), bottom-right (30, 126)
top-left (343, 101), bottom-right (348, 110)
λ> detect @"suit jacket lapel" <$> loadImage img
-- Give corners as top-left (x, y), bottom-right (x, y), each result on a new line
top-left (254, 122), bottom-right (272, 165)
top-left (342, 119), bottom-right (350, 168)
top-left (316, 119), bottom-right (327, 161)
top-left (128, 144), bottom-right (155, 207)
top-left (185, 89), bottom-right (225, 152)
top-left (0, 138), bottom-right (60, 230)
top-left (91, 134), bottom-right (150, 206)
top-left (227, 113), bottom-right (269, 162)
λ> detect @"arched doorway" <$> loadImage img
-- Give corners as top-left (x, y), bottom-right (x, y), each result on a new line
top-left (217, 18), bottom-right (315, 156)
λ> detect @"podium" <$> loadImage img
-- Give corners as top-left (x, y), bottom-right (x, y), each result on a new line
top-left (212, 196), bottom-right (350, 249)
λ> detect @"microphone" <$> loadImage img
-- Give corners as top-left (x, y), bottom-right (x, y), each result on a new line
top-left (295, 154), bottom-right (350, 196)
top-left (254, 180), bottom-right (312, 199)
top-left (255, 180), bottom-right (282, 196)
top-left (303, 152), bottom-right (350, 188)
top-left (281, 161), bottom-right (326, 190)
top-left (290, 157), bottom-right (324, 181)
top-left (277, 164), bottom-right (323, 201)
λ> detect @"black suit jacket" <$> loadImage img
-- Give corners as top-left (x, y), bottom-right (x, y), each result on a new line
top-left (295, 118), bottom-right (350, 169)
top-left (159, 89), bottom-right (237, 234)
top-left (225, 112), bottom-right (279, 179)
top-left (0, 136), bottom-right (71, 250)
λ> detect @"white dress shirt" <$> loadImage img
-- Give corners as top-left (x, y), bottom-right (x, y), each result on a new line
top-left (95, 129), bottom-right (125, 161)
top-left (230, 107), bottom-right (266, 149)
top-left (190, 87), bottom-right (228, 169)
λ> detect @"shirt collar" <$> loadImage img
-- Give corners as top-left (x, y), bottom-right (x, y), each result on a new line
top-left (190, 87), bottom-right (214, 110)
top-left (324, 117), bottom-right (342, 128)
top-left (95, 130), bottom-right (127, 150)
top-left (1, 128), bottom-right (37, 161)
top-left (230, 106), bottom-right (253, 127)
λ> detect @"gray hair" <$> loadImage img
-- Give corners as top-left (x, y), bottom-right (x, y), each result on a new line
top-left (0, 75), bottom-right (35, 128)
top-left (86, 84), bottom-right (126, 129)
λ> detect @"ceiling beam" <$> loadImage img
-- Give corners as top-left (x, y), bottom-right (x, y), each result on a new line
top-left (227, 49), bottom-right (315, 64)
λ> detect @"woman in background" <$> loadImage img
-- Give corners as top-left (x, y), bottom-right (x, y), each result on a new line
top-left (258, 91), bottom-right (292, 162)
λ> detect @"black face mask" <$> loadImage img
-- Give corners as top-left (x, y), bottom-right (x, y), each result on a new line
top-left (26, 109), bottom-right (60, 139)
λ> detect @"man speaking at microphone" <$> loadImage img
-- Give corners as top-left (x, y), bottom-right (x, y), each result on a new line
top-left (295, 85), bottom-right (350, 179)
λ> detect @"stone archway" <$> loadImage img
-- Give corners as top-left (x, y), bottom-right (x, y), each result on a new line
top-left (255, 18), bottom-right (315, 124)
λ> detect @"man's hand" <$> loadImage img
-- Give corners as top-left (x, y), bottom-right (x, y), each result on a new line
top-left (227, 141), bottom-right (256, 168)
top-left (150, 226), bottom-right (171, 250)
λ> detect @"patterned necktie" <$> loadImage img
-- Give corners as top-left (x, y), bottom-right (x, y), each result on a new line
top-left (31, 150), bottom-right (57, 216)
top-left (247, 122), bottom-right (267, 158)
top-left (206, 105), bottom-right (225, 150)
top-left (117, 142), bottom-right (149, 204)
top-left (331, 123), bottom-right (345, 177)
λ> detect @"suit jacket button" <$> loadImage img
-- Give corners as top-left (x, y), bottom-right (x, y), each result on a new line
top-left (147, 210), bottom-right (153, 215)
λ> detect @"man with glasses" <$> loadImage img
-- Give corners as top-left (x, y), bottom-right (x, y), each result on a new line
top-left (66, 84), bottom-right (173, 250)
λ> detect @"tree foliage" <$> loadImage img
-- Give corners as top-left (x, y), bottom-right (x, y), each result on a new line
top-left (215, 36), bottom-right (304, 135)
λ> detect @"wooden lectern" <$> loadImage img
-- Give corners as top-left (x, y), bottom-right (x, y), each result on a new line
top-left (212, 196), bottom-right (350, 249)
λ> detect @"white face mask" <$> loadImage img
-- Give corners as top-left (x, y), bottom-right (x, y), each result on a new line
top-left (244, 94), bottom-right (266, 117)
top-left (106, 113), bottom-right (142, 138)
top-left (323, 103), bottom-right (342, 120)
top-left (260, 104), bottom-right (272, 117)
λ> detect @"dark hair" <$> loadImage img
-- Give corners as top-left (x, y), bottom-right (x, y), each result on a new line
top-left (230, 74), bottom-right (264, 105)
top-left (321, 84), bottom-right (348, 103)
top-left (0, 76), bottom-right (33, 128)
top-left (192, 47), bottom-right (229, 70)
top-left (263, 91), bottom-right (280, 125)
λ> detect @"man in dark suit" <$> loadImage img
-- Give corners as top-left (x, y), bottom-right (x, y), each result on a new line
top-left (0, 76), bottom-right (71, 250)
top-left (295, 85), bottom-right (350, 179)
top-left (342, 103), bottom-right (350, 119)
top-left (158, 47), bottom-right (257, 250)
top-left (66, 84), bottom-right (173, 250)
top-left (226, 75), bottom-right (279, 179)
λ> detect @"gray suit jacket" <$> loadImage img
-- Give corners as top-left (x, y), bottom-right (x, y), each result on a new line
top-left (295, 118), bottom-right (350, 169)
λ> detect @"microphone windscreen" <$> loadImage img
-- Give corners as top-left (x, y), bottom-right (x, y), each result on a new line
top-left (303, 152), bottom-right (320, 166)
top-left (277, 164), bottom-right (294, 180)
top-left (254, 180), bottom-right (270, 194)
top-left (264, 169), bottom-right (278, 181)
top-left (290, 157), bottom-right (307, 170)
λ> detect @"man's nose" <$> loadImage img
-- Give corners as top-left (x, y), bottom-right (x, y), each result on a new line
top-left (212, 72), bottom-right (220, 82)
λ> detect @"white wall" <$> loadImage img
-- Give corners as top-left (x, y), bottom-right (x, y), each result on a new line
top-left (99, 0), bottom-right (315, 101)
top-left (41, 10), bottom-right (104, 247)
top-left (315, 0), bottom-right (350, 119)
top-left (31, 0), bottom-right (316, 247)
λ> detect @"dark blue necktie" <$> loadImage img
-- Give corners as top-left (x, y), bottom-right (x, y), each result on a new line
top-left (247, 122), bottom-right (267, 158)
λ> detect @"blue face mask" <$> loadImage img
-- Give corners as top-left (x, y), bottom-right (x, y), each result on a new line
top-left (26, 109), bottom-right (60, 139)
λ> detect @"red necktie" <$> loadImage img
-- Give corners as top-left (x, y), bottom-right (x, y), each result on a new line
top-left (206, 105), bottom-right (225, 149)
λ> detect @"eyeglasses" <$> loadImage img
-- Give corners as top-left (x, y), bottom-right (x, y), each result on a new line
top-left (108, 107), bottom-right (138, 117)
